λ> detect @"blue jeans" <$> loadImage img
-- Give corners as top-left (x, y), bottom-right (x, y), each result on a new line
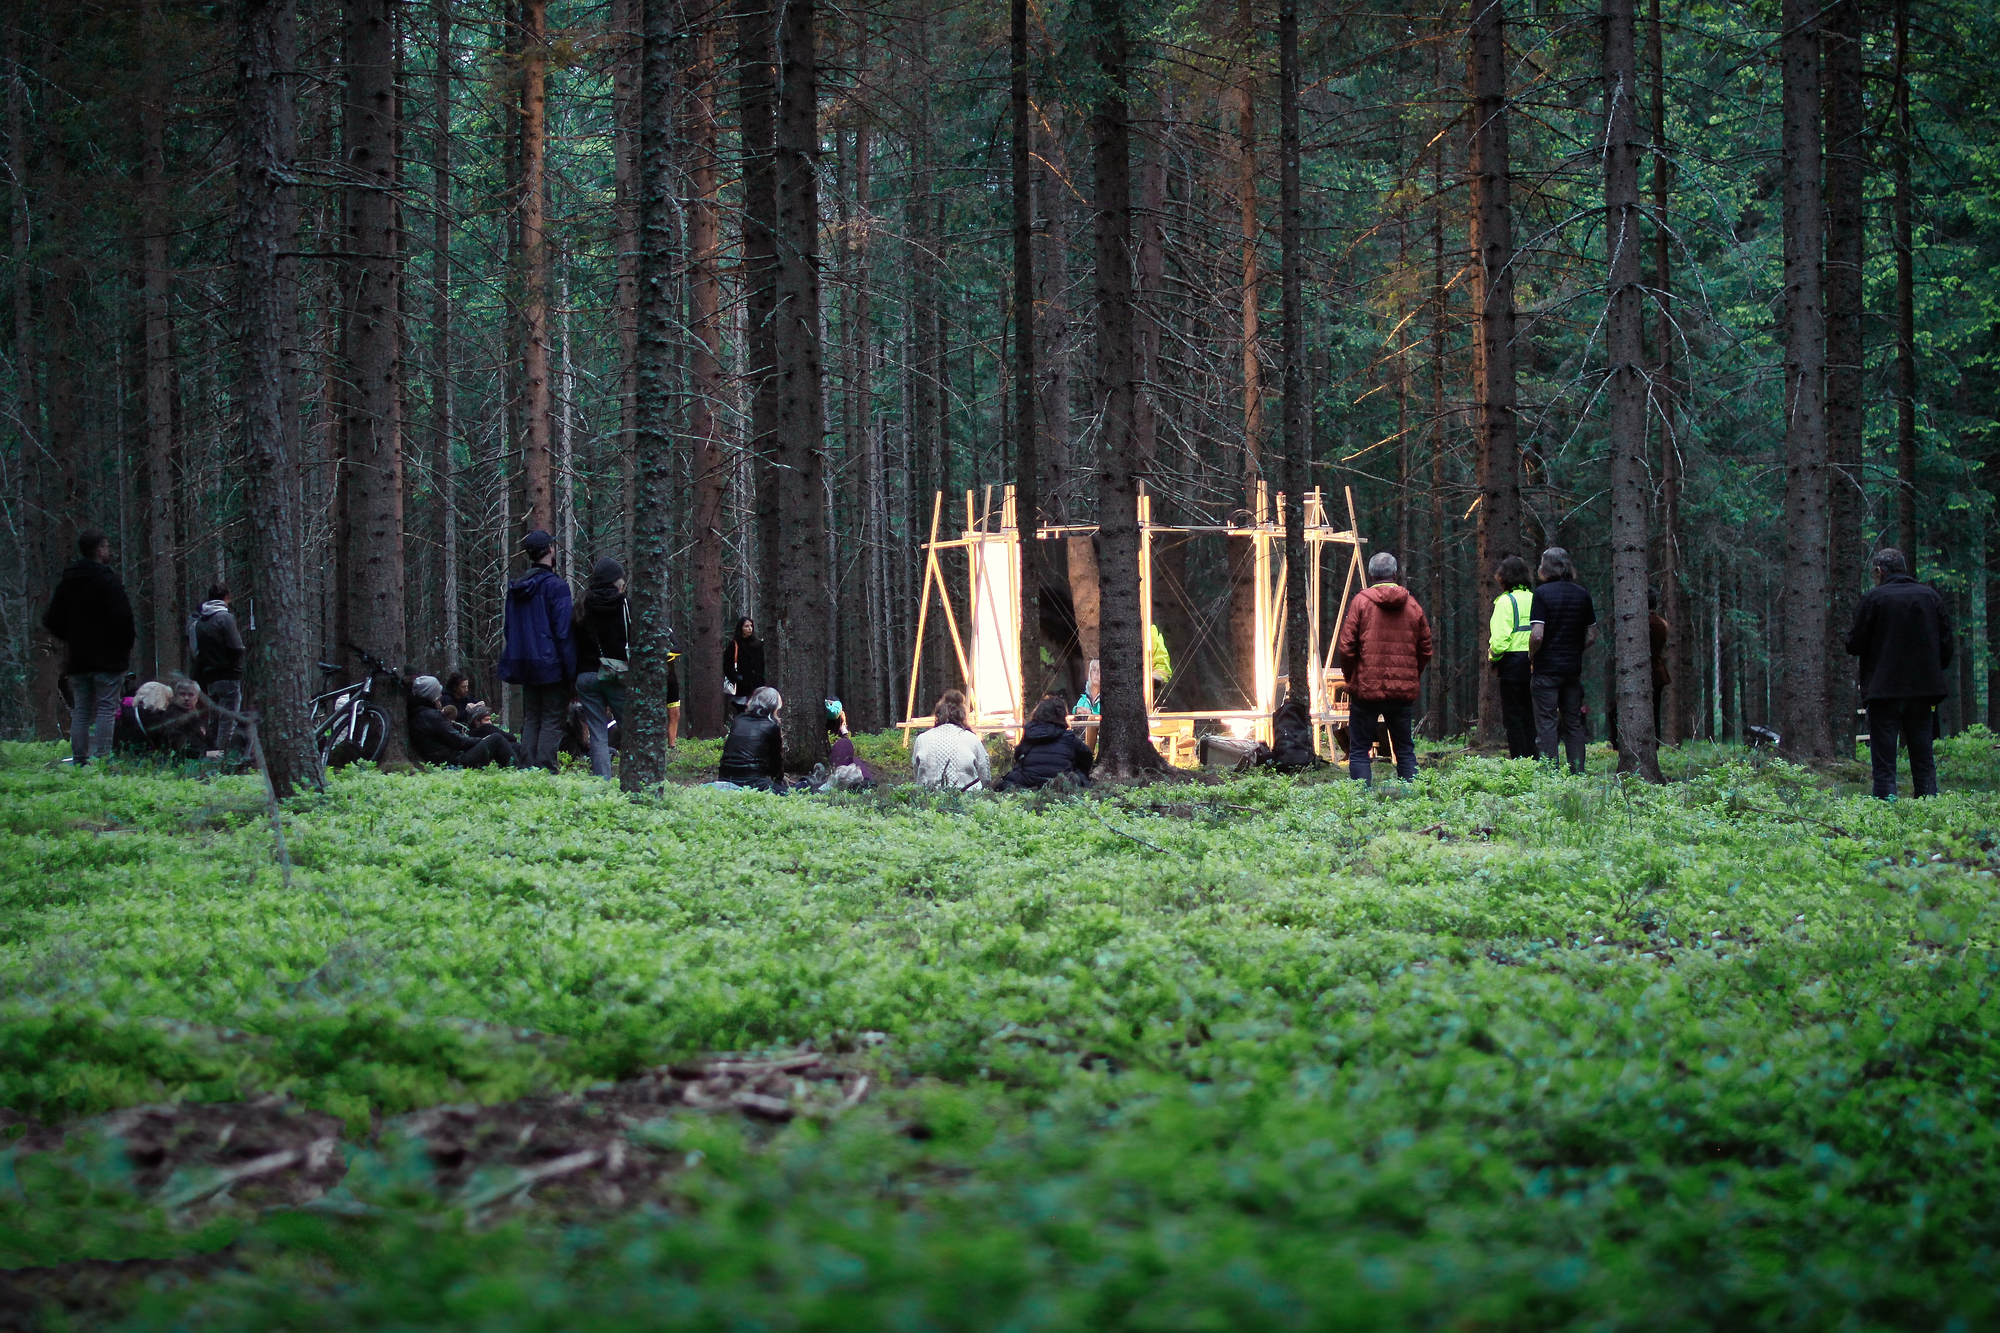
top-left (575, 671), bottom-right (624, 779)
top-left (68, 671), bottom-right (123, 764)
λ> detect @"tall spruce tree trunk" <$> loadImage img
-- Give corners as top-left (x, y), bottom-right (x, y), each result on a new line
top-left (738, 0), bottom-right (778, 633)
top-left (1090, 0), bottom-right (1160, 777)
top-left (1823, 0), bottom-right (1865, 752)
top-left (433, 0), bottom-right (459, 670)
top-left (340, 0), bottom-right (406, 760)
top-left (141, 48), bottom-right (178, 679)
top-left (1603, 0), bottom-right (1661, 780)
top-left (1469, 0), bottom-right (1521, 749)
top-left (1011, 0), bottom-right (1039, 712)
top-left (1229, 0), bottom-right (1261, 708)
top-left (772, 0), bottom-right (828, 769)
top-left (236, 0), bottom-right (312, 794)
top-left (685, 2), bottom-right (727, 739)
top-left (1279, 0), bottom-right (1309, 697)
top-left (611, 0), bottom-right (639, 562)
top-left (624, 0), bottom-right (678, 790)
top-left (518, 0), bottom-right (552, 534)
top-left (1892, 0), bottom-right (1916, 565)
top-left (1647, 0), bottom-right (1690, 743)
top-left (1778, 0), bottom-right (1831, 758)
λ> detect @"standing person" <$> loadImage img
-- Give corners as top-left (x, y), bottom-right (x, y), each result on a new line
top-left (1648, 586), bottom-right (1671, 743)
top-left (497, 529), bottom-right (575, 772)
top-left (1528, 546), bottom-right (1598, 774)
top-left (722, 616), bottom-right (765, 717)
top-left (912, 689), bottom-right (992, 790)
top-left (716, 685), bottom-right (787, 792)
top-left (1846, 548), bottom-right (1954, 799)
top-left (572, 557), bottom-right (629, 781)
top-left (41, 530), bottom-right (136, 766)
top-left (188, 582), bottom-right (247, 752)
top-left (1487, 556), bottom-right (1535, 758)
top-left (1335, 552), bottom-right (1434, 784)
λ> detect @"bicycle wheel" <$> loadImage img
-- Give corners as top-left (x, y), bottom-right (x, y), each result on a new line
top-left (351, 705), bottom-right (390, 764)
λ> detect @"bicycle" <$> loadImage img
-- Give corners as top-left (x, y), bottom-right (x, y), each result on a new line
top-left (308, 643), bottom-right (398, 770)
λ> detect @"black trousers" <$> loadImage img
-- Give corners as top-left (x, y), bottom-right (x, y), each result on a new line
top-left (451, 733), bottom-right (519, 770)
top-left (1348, 698), bottom-right (1416, 782)
top-left (1866, 697), bottom-right (1938, 799)
top-left (1496, 658), bottom-right (1535, 759)
top-left (1531, 672), bottom-right (1587, 774)
top-left (520, 682), bottom-right (569, 771)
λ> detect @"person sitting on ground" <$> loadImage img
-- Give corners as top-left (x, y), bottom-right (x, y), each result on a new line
top-left (159, 679), bottom-right (215, 759)
top-left (911, 689), bottom-right (992, 791)
top-left (408, 675), bottom-right (519, 769)
top-left (1265, 692), bottom-right (1322, 772)
top-left (441, 671), bottom-right (482, 721)
top-left (1335, 551), bottom-right (1433, 784)
top-left (718, 685), bottom-right (788, 792)
top-left (114, 681), bottom-right (175, 756)
top-left (459, 701), bottom-right (515, 743)
top-left (998, 695), bottom-right (1095, 791)
top-left (823, 702), bottom-right (876, 787)
top-left (1073, 659), bottom-right (1102, 719)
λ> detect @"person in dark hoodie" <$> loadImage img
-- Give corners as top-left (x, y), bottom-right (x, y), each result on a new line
top-left (408, 675), bottom-right (519, 769)
top-left (572, 557), bottom-right (629, 780)
top-left (189, 582), bottom-right (247, 752)
top-left (1335, 551), bottom-right (1434, 783)
top-left (42, 529), bottom-right (136, 766)
top-left (723, 617), bottom-right (765, 717)
top-left (497, 529), bottom-right (575, 771)
top-left (717, 685), bottom-right (787, 792)
top-left (998, 696), bottom-right (1096, 791)
top-left (1846, 547), bottom-right (1954, 799)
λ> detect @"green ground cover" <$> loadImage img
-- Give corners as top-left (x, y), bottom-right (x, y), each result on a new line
top-left (2, 735), bottom-right (1999, 1329)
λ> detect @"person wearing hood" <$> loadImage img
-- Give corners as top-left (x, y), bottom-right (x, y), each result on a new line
top-left (408, 675), bottom-right (519, 769)
top-left (189, 582), bottom-right (247, 752)
top-left (497, 529), bottom-right (575, 771)
top-left (717, 685), bottom-right (788, 792)
top-left (997, 696), bottom-right (1095, 791)
top-left (42, 529), bottom-right (136, 766)
top-left (572, 557), bottom-right (630, 780)
top-left (1335, 552), bottom-right (1433, 783)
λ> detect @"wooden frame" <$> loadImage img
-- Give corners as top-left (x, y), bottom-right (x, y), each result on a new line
top-left (901, 484), bottom-right (1366, 761)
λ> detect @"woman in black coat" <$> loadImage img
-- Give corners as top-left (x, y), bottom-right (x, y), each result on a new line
top-left (717, 685), bottom-right (787, 792)
top-left (998, 696), bottom-right (1095, 791)
top-left (723, 616), bottom-right (766, 715)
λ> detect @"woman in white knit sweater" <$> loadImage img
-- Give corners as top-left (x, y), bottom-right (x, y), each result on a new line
top-left (911, 689), bottom-right (991, 790)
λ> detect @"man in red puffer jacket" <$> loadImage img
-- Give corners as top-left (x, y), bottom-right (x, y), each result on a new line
top-left (1335, 551), bottom-right (1434, 782)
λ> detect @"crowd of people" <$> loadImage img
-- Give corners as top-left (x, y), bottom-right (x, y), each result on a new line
top-left (37, 523), bottom-right (1960, 801)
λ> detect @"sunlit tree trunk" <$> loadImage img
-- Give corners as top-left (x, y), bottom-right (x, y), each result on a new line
top-left (518, 0), bottom-right (552, 534)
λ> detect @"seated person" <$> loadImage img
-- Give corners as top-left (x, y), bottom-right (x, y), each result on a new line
top-left (1073, 659), bottom-right (1101, 718)
top-left (461, 701), bottom-right (516, 743)
top-left (158, 679), bottom-right (214, 758)
top-left (114, 681), bottom-right (175, 755)
top-left (441, 671), bottom-right (482, 719)
top-left (408, 675), bottom-right (519, 769)
top-left (717, 685), bottom-right (788, 792)
top-left (911, 689), bottom-right (991, 791)
top-left (999, 695), bottom-right (1096, 791)
top-left (824, 701), bottom-right (876, 787)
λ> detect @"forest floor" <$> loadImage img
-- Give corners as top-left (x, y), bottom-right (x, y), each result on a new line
top-left (2, 732), bottom-right (1998, 1329)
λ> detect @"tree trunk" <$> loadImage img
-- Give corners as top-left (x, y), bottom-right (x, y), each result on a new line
top-left (624, 0), bottom-right (678, 790)
top-left (1893, 0), bottom-right (1916, 566)
top-left (8, 32), bottom-right (51, 736)
top-left (433, 0), bottom-right (458, 670)
top-left (236, 0), bottom-right (311, 795)
top-left (1603, 0), bottom-right (1660, 781)
top-left (1823, 0), bottom-right (1864, 753)
top-left (141, 44), bottom-right (178, 680)
top-left (1647, 0), bottom-right (1691, 743)
top-left (684, 1), bottom-right (726, 739)
top-left (611, 0), bottom-right (639, 563)
top-left (1279, 0), bottom-right (1309, 699)
top-left (518, 0), bottom-right (552, 534)
top-left (1011, 0), bottom-right (1039, 714)
top-left (1035, 111), bottom-right (1072, 528)
top-left (1090, 0), bottom-right (1160, 777)
top-left (771, 0), bottom-right (828, 770)
top-left (340, 0), bottom-right (406, 759)
top-left (1468, 0), bottom-right (1519, 747)
top-left (738, 0), bottom-right (778, 635)
top-left (1229, 0), bottom-right (1261, 703)
top-left (1777, 0), bottom-right (1830, 759)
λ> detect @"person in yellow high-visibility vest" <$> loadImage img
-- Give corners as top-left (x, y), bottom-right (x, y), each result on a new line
top-left (1149, 624), bottom-right (1173, 695)
top-left (1488, 555), bottom-right (1535, 758)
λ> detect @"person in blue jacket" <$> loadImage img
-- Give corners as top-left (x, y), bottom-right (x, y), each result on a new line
top-left (498, 529), bottom-right (575, 771)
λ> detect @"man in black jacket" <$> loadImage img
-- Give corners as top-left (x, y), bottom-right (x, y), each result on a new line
top-left (408, 676), bottom-right (519, 769)
top-left (189, 582), bottom-right (247, 752)
top-left (42, 530), bottom-right (136, 766)
top-left (1846, 548), bottom-right (1954, 798)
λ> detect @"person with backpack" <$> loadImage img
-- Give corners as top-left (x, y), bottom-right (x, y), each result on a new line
top-left (1528, 546), bottom-right (1598, 774)
top-left (572, 557), bottom-right (629, 781)
top-left (42, 529), bottom-right (136, 766)
top-left (1487, 556), bottom-right (1535, 758)
top-left (188, 582), bottom-right (247, 752)
top-left (997, 696), bottom-right (1095, 791)
top-left (1335, 551), bottom-right (1434, 783)
top-left (497, 529), bottom-right (575, 771)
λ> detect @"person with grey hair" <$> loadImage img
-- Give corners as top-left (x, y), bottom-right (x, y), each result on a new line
top-left (407, 673), bottom-right (520, 769)
top-left (1846, 547), bottom-right (1953, 798)
top-left (1335, 550), bottom-right (1433, 782)
top-left (718, 684), bottom-right (788, 792)
top-left (1528, 546), bottom-right (1598, 774)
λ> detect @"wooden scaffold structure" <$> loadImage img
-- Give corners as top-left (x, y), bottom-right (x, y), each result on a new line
top-left (901, 482), bottom-right (1368, 762)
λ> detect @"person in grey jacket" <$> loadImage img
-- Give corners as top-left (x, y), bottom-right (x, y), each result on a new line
top-left (189, 582), bottom-right (247, 752)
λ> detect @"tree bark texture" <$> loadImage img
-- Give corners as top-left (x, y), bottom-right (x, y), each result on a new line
top-left (1469, 0), bottom-right (1522, 749)
top-left (1603, 0), bottom-right (1660, 780)
top-left (236, 0), bottom-right (311, 794)
top-left (433, 0), bottom-right (458, 670)
top-left (611, 0), bottom-right (640, 563)
top-left (141, 48), bottom-right (178, 678)
top-left (684, 0), bottom-right (727, 739)
top-left (1011, 0), bottom-right (1039, 712)
top-left (771, 0), bottom-right (828, 769)
top-left (738, 0), bottom-right (778, 630)
top-left (340, 0), bottom-right (406, 762)
top-left (624, 0), bottom-right (677, 790)
top-left (1777, 0), bottom-right (1831, 759)
top-left (518, 0), bottom-right (552, 534)
top-left (1279, 0), bottom-right (1309, 697)
top-left (1893, 0), bottom-right (1916, 566)
top-left (1823, 0), bottom-right (1865, 751)
top-left (1647, 0), bottom-right (1691, 743)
